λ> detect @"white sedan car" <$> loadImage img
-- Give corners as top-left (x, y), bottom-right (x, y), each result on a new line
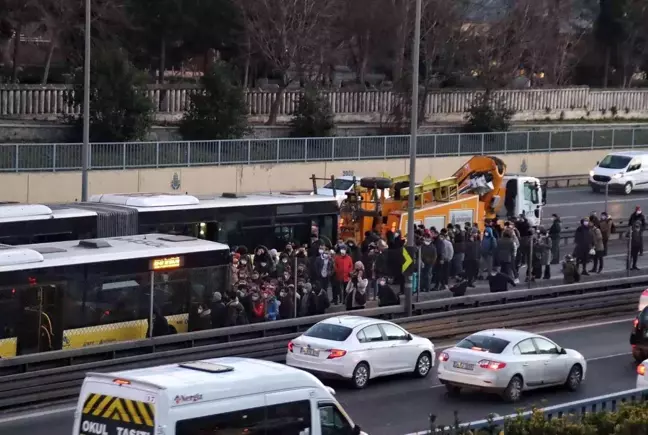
top-left (286, 315), bottom-right (435, 389)
top-left (437, 329), bottom-right (586, 402)
top-left (639, 288), bottom-right (648, 312)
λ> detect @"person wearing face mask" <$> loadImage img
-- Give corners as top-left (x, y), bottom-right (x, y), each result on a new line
top-left (487, 266), bottom-right (516, 293)
top-left (480, 227), bottom-right (497, 277)
top-left (333, 245), bottom-right (353, 305)
top-left (247, 291), bottom-right (266, 323)
top-left (346, 272), bottom-right (368, 310)
top-left (420, 231), bottom-right (437, 293)
top-left (210, 292), bottom-right (227, 328)
top-left (630, 207), bottom-right (646, 255)
top-left (573, 218), bottom-right (593, 275)
top-left (598, 212), bottom-right (614, 256)
top-left (537, 227), bottom-right (552, 279)
top-left (377, 277), bottom-right (399, 307)
top-left (630, 222), bottom-right (643, 270)
top-left (278, 286), bottom-right (294, 319)
top-left (589, 222), bottom-right (604, 274)
top-left (276, 253), bottom-right (292, 277)
top-left (225, 293), bottom-right (248, 326)
top-left (314, 282), bottom-right (330, 315)
top-left (312, 247), bottom-right (333, 292)
top-left (299, 283), bottom-right (317, 317)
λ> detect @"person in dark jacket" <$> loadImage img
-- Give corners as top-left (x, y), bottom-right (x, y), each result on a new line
top-left (562, 255), bottom-right (580, 284)
top-left (210, 292), bottom-right (227, 328)
top-left (548, 214), bottom-right (561, 264)
top-left (278, 286), bottom-right (295, 319)
top-left (420, 231), bottom-right (437, 292)
top-left (463, 232), bottom-right (480, 287)
top-left (630, 222), bottom-right (643, 270)
top-left (314, 282), bottom-right (330, 315)
top-left (487, 266), bottom-right (516, 292)
top-left (299, 283), bottom-right (317, 317)
top-left (377, 277), bottom-right (399, 306)
top-left (573, 218), bottom-right (593, 275)
top-left (630, 207), bottom-right (646, 255)
top-left (452, 226), bottom-right (465, 279)
top-left (496, 231), bottom-right (515, 278)
top-left (148, 307), bottom-right (170, 337)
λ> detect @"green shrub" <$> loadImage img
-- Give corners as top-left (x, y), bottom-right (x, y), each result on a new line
top-left (463, 90), bottom-right (515, 133)
top-left (438, 403), bottom-right (648, 435)
top-left (289, 87), bottom-right (335, 138)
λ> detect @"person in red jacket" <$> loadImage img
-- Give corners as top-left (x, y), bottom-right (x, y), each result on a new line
top-left (333, 245), bottom-right (354, 305)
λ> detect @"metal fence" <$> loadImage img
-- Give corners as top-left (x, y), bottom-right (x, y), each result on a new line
top-left (3, 126), bottom-right (648, 172)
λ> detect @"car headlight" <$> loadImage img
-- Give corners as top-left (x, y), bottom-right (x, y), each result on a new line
top-left (612, 173), bottom-right (623, 179)
top-left (589, 170), bottom-right (594, 176)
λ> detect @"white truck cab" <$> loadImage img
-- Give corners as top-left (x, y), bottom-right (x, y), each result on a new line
top-left (589, 151), bottom-right (648, 195)
top-left (498, 175), bottom-right (544, 226)
top-left (72, 357), bottom-right (365, 435)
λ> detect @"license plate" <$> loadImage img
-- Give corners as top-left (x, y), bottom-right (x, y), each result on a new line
top-left (301, 347), bottom-right (320, 357)
top-left (453, 361), bottom-right (475, 370)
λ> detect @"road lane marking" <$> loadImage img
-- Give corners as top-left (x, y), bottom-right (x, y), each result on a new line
top-left (547, 197), bottom-right (648, 207)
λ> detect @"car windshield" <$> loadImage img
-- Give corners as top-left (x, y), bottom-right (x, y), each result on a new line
top-left (322, 179), bottom-right (355, 191)
top-left (456, 334), bottom-right (510, 354)
top-left (304, 323), bottom-right (353, 341)
top-left (599, 155), bottom-right (631, 169)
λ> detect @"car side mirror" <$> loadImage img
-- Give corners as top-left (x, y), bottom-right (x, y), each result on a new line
top-left (560, 347), bottom-right (567, 355)
top-left (596, 161), bottom-right (599, 165)
top-left (352, 425), bottom-right (362, 435)
top-left (407, 334), bottom-right (413, 341)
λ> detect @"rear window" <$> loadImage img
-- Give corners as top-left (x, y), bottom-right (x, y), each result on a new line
top-left (456, 334), bottom-right (510, 354)
top-left (304, 323), bottom-right (353, 341)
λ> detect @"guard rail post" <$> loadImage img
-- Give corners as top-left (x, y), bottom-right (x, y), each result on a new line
top-left (416, 245), bottom-right (422, 302)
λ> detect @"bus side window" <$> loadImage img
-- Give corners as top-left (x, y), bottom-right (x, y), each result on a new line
top-left (318, 404), bottom-right (354, 435)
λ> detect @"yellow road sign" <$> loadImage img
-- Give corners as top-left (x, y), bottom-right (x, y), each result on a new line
top-left (402, 247), bottom-right (413, 274)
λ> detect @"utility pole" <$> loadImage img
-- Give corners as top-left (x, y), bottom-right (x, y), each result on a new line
top-left (81, 0), bottom-right (91, 201)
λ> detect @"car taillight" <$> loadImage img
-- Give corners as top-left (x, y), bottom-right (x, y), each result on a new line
top-left (327, 349), bottom-right (347, 359)
top-left (288, 341), bottom-right (294, 353)
top-left (634, 318), bottom-right (640, 329)
top-left (478, 360), bottom-right (507, 370)
top-left (438, 352), bottom-right (449, 362)
top-left (638, 364), bottom-right (646, 376)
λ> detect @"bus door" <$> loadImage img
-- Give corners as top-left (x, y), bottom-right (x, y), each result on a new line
top-left (16, 281), bottom-right (64, 355)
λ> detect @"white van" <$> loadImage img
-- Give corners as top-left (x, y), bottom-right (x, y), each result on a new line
top-left (72, 357), bottom-right (365, 435)
top-left (589, 151), bottom-right (648, 195)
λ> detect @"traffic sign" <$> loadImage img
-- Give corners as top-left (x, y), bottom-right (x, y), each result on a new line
top-left (402, 246), bottom-right (416, 275)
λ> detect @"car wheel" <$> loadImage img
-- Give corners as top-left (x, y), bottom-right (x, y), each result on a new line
top-left (624, 182), bottom-right (633, 195)
top-left (565, 364), bottom-right (583, 391)
top-left (352, 363), bottom-right (370, 389)
top-left (414, 352), bottom-right (432, 378)
top-left (501, 375), bottom-right (523, 403)
top-left (445, 384), bottom-right (461, 396)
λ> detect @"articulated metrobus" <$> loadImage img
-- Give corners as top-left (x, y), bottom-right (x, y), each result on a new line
top-left (78, 192), bottom-right (340, 249)
top-left (0, 234), bottom-right (230, 358)
top-left (0, 192), bottom-right (340, 250)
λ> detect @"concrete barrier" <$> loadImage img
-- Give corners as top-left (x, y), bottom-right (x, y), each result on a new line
top-left (0, 149), bottom-right (607, 203)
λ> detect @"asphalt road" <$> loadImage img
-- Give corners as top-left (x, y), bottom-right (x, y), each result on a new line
top-left (0, 319), bottom-right (636, 435)
top-left (543, 186), bottom-right (648, 228)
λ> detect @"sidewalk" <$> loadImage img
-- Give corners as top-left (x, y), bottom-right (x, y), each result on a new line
top-left (327, 241), bottom-right (647, 312)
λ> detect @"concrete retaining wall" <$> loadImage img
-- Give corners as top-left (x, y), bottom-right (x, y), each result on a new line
top-left (0, 149), bottom-right (604, 203)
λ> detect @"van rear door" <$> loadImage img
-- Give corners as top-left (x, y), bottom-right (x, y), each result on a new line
top-left (74, 376), bottom-right (159, 435)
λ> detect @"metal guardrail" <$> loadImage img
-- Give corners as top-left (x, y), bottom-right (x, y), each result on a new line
top-left (449, 388), bottom-right (648, 433)
top-left (2, 127), bottom-right (648, 172)
top-left (0, 275), bottom-right (643, 412)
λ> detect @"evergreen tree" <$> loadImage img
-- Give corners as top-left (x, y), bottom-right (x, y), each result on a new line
top-left (289, 88), bottom-right (335, 137)
top-left (179, 62), bottom-right (249, 140)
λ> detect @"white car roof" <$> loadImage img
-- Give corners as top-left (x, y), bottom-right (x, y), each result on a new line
top-left (470, 329), bottom-right (537, 343)
top-left (320, 315), bottom-right (379, 329)
top-left (97, 357), bottom-right (326, 402)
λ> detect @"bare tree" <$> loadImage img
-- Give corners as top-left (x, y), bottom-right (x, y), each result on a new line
top-left (618, 0), bottom-right (648, 87)
top-left (338, 0), bottom-right (379, 86)
top-left (0, 0), bottom-right (41, 83)
top-left (238, 0), bottom-right (340, 124)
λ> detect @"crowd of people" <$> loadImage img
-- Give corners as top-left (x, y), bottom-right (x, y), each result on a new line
top-left (177, 207), bottom-right (645, 331)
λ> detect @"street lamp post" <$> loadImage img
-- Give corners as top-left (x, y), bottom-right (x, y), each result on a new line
top-left (81, 0), bottom-right (91, 202)
top-left (405, 0), bottom-right (422, 317)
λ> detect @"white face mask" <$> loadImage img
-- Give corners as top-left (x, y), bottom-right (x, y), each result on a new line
top-left (251, 295), bottom-right (259, 301)
top-left (423, 240), bottom-right (431, 245)
top-left (279, 291), bottom-right (286, 297)
top-left (379, 279), bottom-right (386, 286)
top-left (340, 249), bottom-right (346, 255)
top-left (282, 258), bottom-right (288, 263)
top-left (319, 249), bottom-right (324, 254)
top-left (241, 260), bottom-right (247, 265)
top-left (638, 211), bottom-right (643, 215)
top-left (260, 262), bottom-right (267, 267)
top-left (322, 254), bottom-right (328, 259)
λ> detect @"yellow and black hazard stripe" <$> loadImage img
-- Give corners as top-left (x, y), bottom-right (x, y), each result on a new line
top-left (82, 393), bottom-right (155, 426)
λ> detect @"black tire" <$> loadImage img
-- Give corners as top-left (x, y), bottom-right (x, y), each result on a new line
top-left (360, 177), bottom-right (392, 190)
top-left (351, 362), bottom-right (370, 389)
top-left (565, 364), bottom-right (583, 392)
top-left (501, 375), bottom-right (523, 403)
top-left (445, 384), bottom-right (461, 396)
top-left (624, 182), bottom-right (633, 195)
top-left (413, 352), bottom-right (432, 378)
top-left (633, 349), bottom-right (645, 364)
